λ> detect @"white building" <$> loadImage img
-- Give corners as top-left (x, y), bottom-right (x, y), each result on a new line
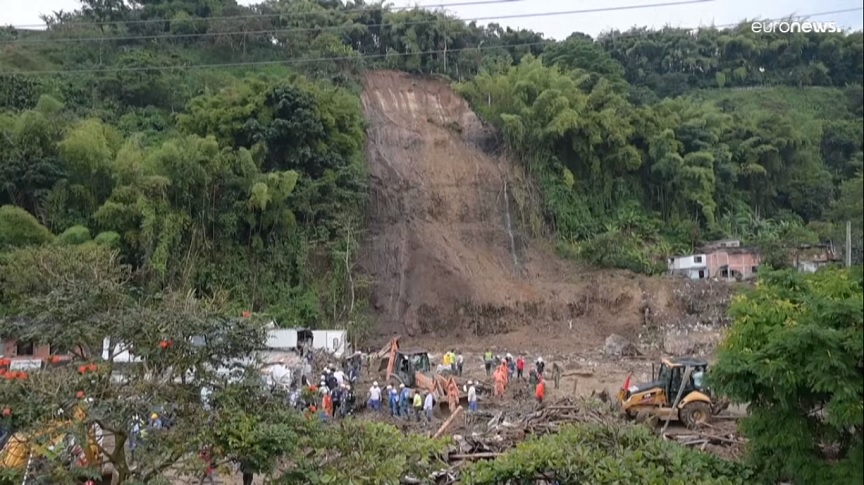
top-left (667, 254), bottom-right (709, 280)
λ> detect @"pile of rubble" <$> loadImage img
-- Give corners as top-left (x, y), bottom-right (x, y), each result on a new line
top-left (445, 394), bottom-right (620, 463)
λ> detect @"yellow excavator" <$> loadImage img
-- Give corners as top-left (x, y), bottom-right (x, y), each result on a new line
top-left (377, 336), bottom-right (464, 412)
top-left (616, 356), bottom-right (729, 427)
top-left (0, 403), bottom-right (102, 482)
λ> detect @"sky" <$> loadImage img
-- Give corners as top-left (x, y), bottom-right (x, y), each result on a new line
top-left (1, 0), bottom-right (862, 39)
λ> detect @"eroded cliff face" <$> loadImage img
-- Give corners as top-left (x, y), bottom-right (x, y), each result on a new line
top-left (359, 70), bottom-right (733, 352)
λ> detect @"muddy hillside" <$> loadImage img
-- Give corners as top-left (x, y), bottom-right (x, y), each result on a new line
top-left (359, 71), bottom-right (732, 351)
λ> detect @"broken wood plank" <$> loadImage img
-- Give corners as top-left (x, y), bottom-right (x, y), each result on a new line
top-left (434, 406), bottom-right (463, 439)
top-left (448, 452), bottom-right (502, 460)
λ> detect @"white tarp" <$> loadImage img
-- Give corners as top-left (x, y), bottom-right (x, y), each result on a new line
top-left (102, 338), bottom-right (142, 363)
top-left (311, 330), bottom-right (348, 357)
top-left (10, 359), bottom-right (41, 370)
top-left (266, 329), bottom-right (299, 349)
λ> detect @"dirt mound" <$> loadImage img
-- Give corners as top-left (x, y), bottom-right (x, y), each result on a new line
top-left (359, 71), bottom-right (730, 351)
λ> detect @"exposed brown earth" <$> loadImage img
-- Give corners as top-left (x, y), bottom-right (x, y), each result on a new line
top-left (359, 70), bottom-right (735, 352)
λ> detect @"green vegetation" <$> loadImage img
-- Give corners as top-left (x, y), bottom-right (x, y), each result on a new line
top-left (711, 267), bottom-right (864, 484)
top-left (463, 423), bottom-right (754, 484)
top-left (0, 1), bottom-right (862, 483)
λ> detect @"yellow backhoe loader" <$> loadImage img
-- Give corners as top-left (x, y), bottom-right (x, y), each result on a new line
top-left (616, 356), bottom-right (729, 427)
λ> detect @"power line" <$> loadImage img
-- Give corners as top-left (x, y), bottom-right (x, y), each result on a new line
top-left (3, 0), bottom-right (715, 44)
top-left (9, 7), bottom-right (861, 76)
top-left (7, 0), bottom-right (533, 30)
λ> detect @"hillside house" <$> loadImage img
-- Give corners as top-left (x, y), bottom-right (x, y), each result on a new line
top-left (792, 244), bottom-right (841, 273)
top-left (668, 239), bottom-right (760, 281)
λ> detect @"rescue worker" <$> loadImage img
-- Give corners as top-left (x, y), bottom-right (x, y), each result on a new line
top-left (506, 354), bottom-right (516, 380)
top-left (535, 375), bottom-right (546, 405)
top-left (412, 390), bottom-right (423, 421)
top-left (456, 351), bottom-right (464, 376)
top-left (536, 357), bottom-right (546, 376)
top-left (399, 384), bottom-right (411, 418)
top-left (240, 460), bottom-right (255, 485)
top-left (467, 380), bottom-right (477, 412)
top-left (552, 362), bottom-right (562, 389)
top-left (148, 412), bottom-right (162, 429)
top-left (326, 370), bottom-right (338, 391)
top-left (516, 355), bottom-right (525, 380)
top-left (498, 359), bottom-right (510, 385)
top-left (442, 351), bottom-right (451, 371)
top-left (483, 349), bottom-right (494, 375)
top-left (423, 391), bottom-right (434, 421)
top-left (322, 389), bottom-right (334, 419)
top-left (388, 385), bottom-right (399, 416)
top-left (449, 349), bottom-right (457, 374)
top-left (493, 364), bottom-right (506, 397)
top-left (528, 368), bottom-right (539, 385)
top-left (333, 367), bottom-right (345, 387)
top-left (369, 381), bottom-right (382, 411)
top-left (342, 384), bottom-right (355, 416)
top-left (330, 385), bottom-right (343, 418)
top-left (198, 445), bottom-right (217, 485)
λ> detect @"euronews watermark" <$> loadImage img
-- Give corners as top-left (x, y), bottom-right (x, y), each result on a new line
top-left (751, 20), bottom-right (842, 33)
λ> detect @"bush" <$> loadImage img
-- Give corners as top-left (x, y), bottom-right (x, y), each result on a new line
top-left (462, 423), bottom-right (753, 484)
top-left (57, 225), bottom-right (92, 245)
top-left (0, 205), bottom-right (54, 249)
top-left (93, 231), bottom-right (121, 248)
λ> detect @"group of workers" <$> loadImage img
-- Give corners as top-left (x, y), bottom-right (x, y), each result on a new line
top-left (487, 352), bottom-right (557, 404)
top-left (441, 350), bottom-right (464, 376)
top-left (366, 381), bottom-right (438, 420)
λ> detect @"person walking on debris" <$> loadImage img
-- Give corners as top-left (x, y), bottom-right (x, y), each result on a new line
top-left (483, 349), bottom-right (494, 376)
top-left (197, 445), bottom-right (217, 485)
top-left (535, 375), bottom-right (546, 406)
top-left (467, 380), bottom-right (477, 412)
top-left (343, 384), bottom-right (355, 416)
top-left (493, 363), bottom-right (507, 397)
top-left (330, 385), bottom-right (343, 418)
top-left (423, 391), bottom-right (434, 421)
top-left (535, 356), bottom-right (545, 376)
top-left (516, 355), bottom-right (525, 380)
top-left (323, 389), bottom-right (334, 419)
top-left (399, 384), bottom-right (411, 418)
top-left (388, 385), bottom-right (399, 417)
top-left (369, 381), bottom-right (382, 411)
top-left (506, 354), bottom-right (516, 380)
top-left (552, 362), bottom-right (562, 389)
top-left (456, 351), bottom-right (464, 376)
top-left (412, 390), bottom-right (423, 421)
top-left (449, 349), bottom-right (458, 374)
top-left (528, 369), bottom-right (539, 385)
top-left (239, 460), bottom-right (255, 485)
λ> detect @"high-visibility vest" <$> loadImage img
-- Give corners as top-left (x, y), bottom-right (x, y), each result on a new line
top-left (484, 352), bottom-right (493, 361)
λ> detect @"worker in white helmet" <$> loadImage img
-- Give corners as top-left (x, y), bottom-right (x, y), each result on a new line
top-left (467, 380), bottom-right (478, 412)
top-left (368, 381), bottom-right (382, 411)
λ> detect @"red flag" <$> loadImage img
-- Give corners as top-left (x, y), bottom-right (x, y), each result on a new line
top-left (621, 372), bottom-right (632, 390)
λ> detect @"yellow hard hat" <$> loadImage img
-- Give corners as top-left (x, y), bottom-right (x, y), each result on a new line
top-left (151, 413), bottom-right (158, 419)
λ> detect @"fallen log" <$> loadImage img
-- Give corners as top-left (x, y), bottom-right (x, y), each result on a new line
top-left (448, 452), bottom-right (502, 461)
top-left (434, 406), bottom-right (464, 439)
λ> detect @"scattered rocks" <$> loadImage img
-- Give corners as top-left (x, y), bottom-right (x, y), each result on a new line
top-left (604, 334), bottom-right (642, 357)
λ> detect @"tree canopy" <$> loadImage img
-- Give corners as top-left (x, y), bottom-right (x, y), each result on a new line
top-left (711, 267), bottom-right (864, 484)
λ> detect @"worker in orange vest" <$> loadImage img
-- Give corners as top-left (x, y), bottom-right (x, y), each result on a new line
top-left (493, 366), bottom-right (506, 398)
top-left (535, 375), bottom-right (546, 405)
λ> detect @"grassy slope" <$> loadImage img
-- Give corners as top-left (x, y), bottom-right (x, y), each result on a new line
top-left (688, 86), bottom-right (856, 119)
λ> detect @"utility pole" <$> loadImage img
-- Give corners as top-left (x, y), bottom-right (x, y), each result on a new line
top-left (846, 220), bottom-right (852, 267)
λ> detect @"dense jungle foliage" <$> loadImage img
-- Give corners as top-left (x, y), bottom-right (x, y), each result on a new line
top-left (1, 0), bottom-right (862, 321)
top-left (0, 1), bottom-right (862, 483)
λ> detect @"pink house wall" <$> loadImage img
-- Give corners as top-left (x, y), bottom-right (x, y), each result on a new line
top-left (706, 251), bottom-right (760, 279)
